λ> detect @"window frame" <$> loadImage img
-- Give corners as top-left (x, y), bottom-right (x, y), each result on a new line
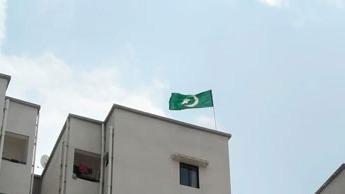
top-left (180, 162), bottom-right (200, 188)
top-left (2, 131), bottom-right (29, 165)
top-left (73, 149), bottom-right (101, 182)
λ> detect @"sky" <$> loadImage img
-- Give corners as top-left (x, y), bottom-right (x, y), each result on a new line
top-left (0, 0), bottom-right (345, 193)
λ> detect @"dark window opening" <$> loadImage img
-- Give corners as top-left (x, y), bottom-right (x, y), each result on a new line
top-left (2, 132), bottom-right (29, 164)
top-left (180, 163), bottom-right (199, 188)
top-left (73, 149), bottom-right (101, 182)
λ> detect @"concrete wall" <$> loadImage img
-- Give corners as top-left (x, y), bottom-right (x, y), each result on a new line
top-left (65, 117), bottom-right (102, 194)
top-left (0, 75), bottom-right (9, 127)
top-left (0, 99), bottom-right (39, 194)
top-left (107, 108), bottom-right (231, 194)
top-left (41, 116), bottom-right (102, 194)
top-left (319, 169), bottom-right (345, 194)
top-left (103, 112), bottom-right (115, 194)
top-left (33, 175), bottom-right (42, 194)
top-left (0, 76), bottom-right (9, 168)
top-left (0, 77), bottom-right (7, 124)
top-left (40, 131), bottom-right (64, 194)
top-left (40, 106), bottom-right (231, 194)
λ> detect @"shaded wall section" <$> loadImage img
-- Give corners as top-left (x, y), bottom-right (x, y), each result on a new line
top-left (33, 175), bottom-right (42, 194)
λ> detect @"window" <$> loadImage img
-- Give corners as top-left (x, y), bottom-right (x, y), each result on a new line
top-left (2, 132), bottom-right (29, 164)
top-left (73, 149), bottom-right (101, 182)
top-left (180, 163), bottom-right (199, 188)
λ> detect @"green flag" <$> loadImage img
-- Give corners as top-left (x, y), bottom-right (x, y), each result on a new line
top-left (169, 90), bottom-right (214, 110)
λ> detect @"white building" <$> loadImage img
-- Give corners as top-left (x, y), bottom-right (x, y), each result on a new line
top-left (315, 164), bottom-right (345, 194)
top-left (40, 104), bottom-right (232, 194)
top-left (0, 72), bottom-right (231, 194)
top-left (0, 73), bottom-right (40, 194)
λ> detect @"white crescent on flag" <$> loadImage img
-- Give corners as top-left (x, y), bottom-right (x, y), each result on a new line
top-left (184, 95), bottom-right (199, 107)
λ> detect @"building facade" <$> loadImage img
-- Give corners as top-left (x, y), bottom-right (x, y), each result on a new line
top-left (0, 72), bottom-right (231, 194)
top-left (0, 73), bottom-right (40, 194)
top-left (40, 104), bottom-right (232, 194)
top-left (315, 164), bottom-right (345, 194)
top-left (40, 114), bottom-right (102, 194)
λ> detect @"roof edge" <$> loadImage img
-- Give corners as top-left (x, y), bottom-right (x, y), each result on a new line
top-left (0, 73), bottom-right (11, 89)
top-left (315, 163), bottom-right (345, 194)
top-left (68, 113), bottom-right (103, 124)
top-left (105, 104), bottom-right (232, 139)
top-left (5, 96), bottom-right (41, 110)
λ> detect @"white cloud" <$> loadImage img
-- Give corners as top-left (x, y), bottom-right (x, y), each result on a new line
top-left (0, 0), bottom-right (6, 48)
top-left (322, 0), bottom-right (345, 8)
top-left (0, 53), bottom-right (169, 173)
top-left (259, 0), bottom-right (288, 7)
top-left (259, 0), bottom-right (345, 9)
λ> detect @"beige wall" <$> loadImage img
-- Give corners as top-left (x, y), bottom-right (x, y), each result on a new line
top-left (319, 169), bottom-right (345, 194)
top-left (65, 117), bottom-right (102, 194)
top-left (0, 76), bottom-right (9, 127)
top-left (107, 108), bottom-right (231, 194)
top-left (103, 112), bottom-right (115, 194)
top-left (0, 77), bottom-right (9, 167)
top-left (41, 116), bottom-right (102, 194)
top-left (0, 100), bottom-right (39, 194)
top-left (40, 132), bottom-right (64, 194)
top-left (41, 107), bottom-right (231, 194)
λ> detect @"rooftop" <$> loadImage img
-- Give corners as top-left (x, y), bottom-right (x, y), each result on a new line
top-left (315, 163), bottom-right (345, 194)
top-left (5, 96), bottom-right (41, 110)
top-left (0, 73), bottom-right (11, 89)
top-left (42, 104), bottom-right (231, 177)
top-left (106, 104), bottom-right (231, 139)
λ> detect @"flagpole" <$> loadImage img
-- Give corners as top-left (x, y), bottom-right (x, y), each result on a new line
top-left (211, 90), bottom-right (218, 130)
top-left (212, 106), bottom-right (218, 130)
